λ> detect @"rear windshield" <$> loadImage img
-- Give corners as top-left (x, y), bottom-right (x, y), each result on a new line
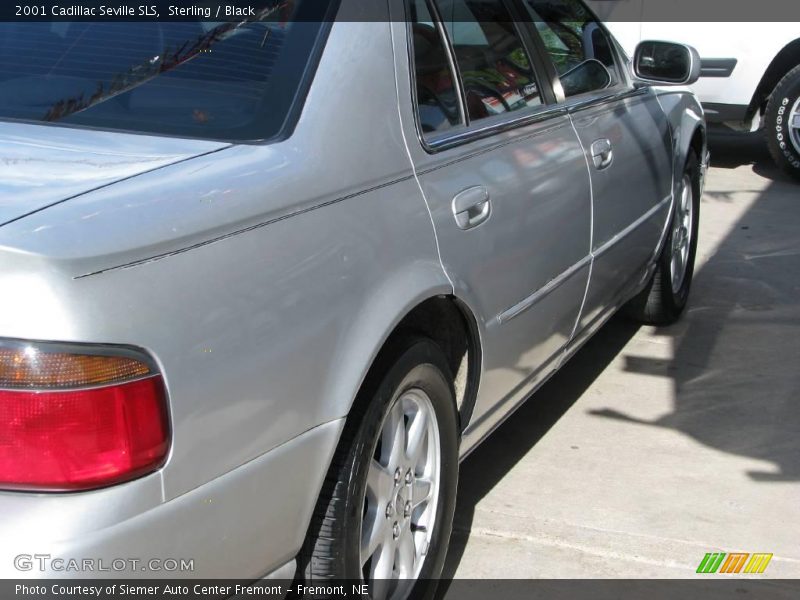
top-left (0, 5), bottom-right (329, 141)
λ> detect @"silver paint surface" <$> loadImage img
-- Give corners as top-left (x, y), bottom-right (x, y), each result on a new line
top-left (0, 7), bottom-right (706, 578)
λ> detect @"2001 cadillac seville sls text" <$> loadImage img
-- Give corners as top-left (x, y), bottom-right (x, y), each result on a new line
top-left (0, 0), bottom-right (707, 597)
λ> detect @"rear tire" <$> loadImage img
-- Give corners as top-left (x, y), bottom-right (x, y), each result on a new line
top-left (625, 150), bottom-right (701, 325)
top-left (299, 336), bottom-right (458, 600)
top-left (765, 64), bottom-right (800, 181)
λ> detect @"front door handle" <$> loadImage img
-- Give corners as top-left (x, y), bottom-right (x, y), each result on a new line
top-left (452, 186), bottom-right (491, 230)
top-left (590, 138), bottom-right (613, 170)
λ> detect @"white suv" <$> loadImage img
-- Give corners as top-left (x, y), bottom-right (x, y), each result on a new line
top-left (588, 8), bottom-right (800, 180)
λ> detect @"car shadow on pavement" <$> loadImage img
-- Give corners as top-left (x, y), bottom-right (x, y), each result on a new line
top-left (707, 125), bottom-right (793, 183)
top-left (438, 315), bottom-right (642, 589)
top-left (589, 168), bottom-right (800, 484)
top-left (439, 130), bottom-right (799, 589)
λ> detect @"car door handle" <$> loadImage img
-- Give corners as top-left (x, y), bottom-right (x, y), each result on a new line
top-left (451, 186), bottom-right (491, 230)
top-left (590, 138), bottom-right (613, 170)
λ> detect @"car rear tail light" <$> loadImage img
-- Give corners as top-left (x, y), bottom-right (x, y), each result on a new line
top-left (0, 340), bottom-right (170, 491)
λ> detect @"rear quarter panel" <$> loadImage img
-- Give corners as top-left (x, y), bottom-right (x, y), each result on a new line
top-left (0, 20), bottom-right (449, 506)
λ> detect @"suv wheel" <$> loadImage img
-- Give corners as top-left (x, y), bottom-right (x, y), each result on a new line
top-left (300, 337), bottom-right (459, 600)
top-left (765, 64), bottom-right (800, 181)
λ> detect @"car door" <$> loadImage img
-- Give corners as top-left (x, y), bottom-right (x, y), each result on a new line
top-left (394, 0), bottom-right (593, 437)
top-left (521, 0), bottom-right (673, 336)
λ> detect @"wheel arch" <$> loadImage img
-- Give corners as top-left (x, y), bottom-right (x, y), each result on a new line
top-left (389, 295), bottom-right (482, 433)
top-left (689, 124), bottom-right (706, 165)
top-left (657, 90), bottom-right (706, 191)
top-left (748, 37), bottom-right (800, 119)
top-left (333, 286), bottom-right (483, 439)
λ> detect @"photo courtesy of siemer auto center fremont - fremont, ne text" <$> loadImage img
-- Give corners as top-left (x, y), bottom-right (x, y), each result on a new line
top-left (0, 0), bottom-right (798, 599)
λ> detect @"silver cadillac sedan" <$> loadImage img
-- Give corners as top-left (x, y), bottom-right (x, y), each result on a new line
top-left (0, 0), bottom-right (707, 596)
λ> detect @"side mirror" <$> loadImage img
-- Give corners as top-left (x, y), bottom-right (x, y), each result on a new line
top-left (633, 41), bottom-right (701, 86)
top-left (560, 59), bottom-right (612, 97)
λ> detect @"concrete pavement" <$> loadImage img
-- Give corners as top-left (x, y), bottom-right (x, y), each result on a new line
top-left (444, 129), bottom-right (800, 580)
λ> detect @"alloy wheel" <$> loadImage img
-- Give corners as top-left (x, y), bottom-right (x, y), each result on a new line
top-left (670, 174), bottom-right (694, 294)
top-left (360, 388), bottom-right (441, 600)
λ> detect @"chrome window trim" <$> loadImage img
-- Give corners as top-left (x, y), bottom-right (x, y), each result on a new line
top-left (405, 0), bottom-right (557, 154)
top-left (563, 85), bottom-right (650, 115)
top-left (416, 115), bottom-right (568, 175)
top-left (430, 85), bottom-right (647, 156)
top-left (406, 0), bottom-right (651, 153)
top-left (426, 0), bottom-right (468, 127)
top-left (404, 0), bottom-right (467, 134)
top-left (424, 104), bottom-right (568, 151)
top-left (404, 1), bottom-right (464, 154)
top-left (519, 0), bottom-right (637, 104)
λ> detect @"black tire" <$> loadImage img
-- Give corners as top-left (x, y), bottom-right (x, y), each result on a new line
top-left (765, 64), bottom-right (800, 181)
top-left (625, 150), bottom-right (701, 325)
top-left (299, 336), bottom-right (459, 599)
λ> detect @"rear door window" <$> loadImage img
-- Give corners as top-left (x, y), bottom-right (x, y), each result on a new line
top-left (434, 0), bottom-right (542, 123)
top-left (410, 0), bottom-right (464, 135)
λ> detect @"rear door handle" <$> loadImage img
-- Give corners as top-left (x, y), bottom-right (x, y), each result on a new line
top-left (590, 138), bottom-right (613, 170)
top-left (452, 186), bottom-right (491, 230)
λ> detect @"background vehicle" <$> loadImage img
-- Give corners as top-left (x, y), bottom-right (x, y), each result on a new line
top-left (0, 0), bottom-right (706, 596)
top-left (587, 1), bottom-right (800, 179)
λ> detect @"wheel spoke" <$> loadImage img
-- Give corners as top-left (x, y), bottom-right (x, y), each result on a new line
top-left (682, 182), bottom-right (691, 212)
top-left (671, 253), bottom-right (682, 290)
top-left (361, 503), bottom-right (385, 565)
top-left (381, 401), bottom-right (406, 468)
top-left (405, 408), bottom-right (428, 466)
top-left (369, 537), bottom-right (396, 599)
top-left (367, 459), bottom-right (393, 502)
top-left (412, 477), bottom-right (433, 509)
top-left (397, 531), bottom-right (416, 578)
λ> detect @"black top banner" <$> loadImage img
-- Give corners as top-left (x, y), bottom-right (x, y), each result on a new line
top-left (2, 0), bottom-right (800, 22)
top-left (7, 1), bottom-right (297, 21)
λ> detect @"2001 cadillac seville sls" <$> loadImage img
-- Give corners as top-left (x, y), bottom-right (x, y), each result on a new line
top-left (0, 0), bottom-right (707, 596)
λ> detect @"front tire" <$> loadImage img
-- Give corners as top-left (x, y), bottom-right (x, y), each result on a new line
top-left (300, 337), bottom-right (459, 600)
top-left (765, 64), bottom-right (800, 181)
top-left (625, 150), bottom-right (701, 325)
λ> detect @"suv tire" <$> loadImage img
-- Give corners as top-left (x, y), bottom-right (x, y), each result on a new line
top-left (765, 63), bottom-right (800, 181)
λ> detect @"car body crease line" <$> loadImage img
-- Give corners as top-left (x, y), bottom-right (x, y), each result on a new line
top-left (0, 144), bottom-right (234, 229)
top-left (497, 195), bottom-right (670, 325)
top-left (73, 172), bottom-right (417, 279)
